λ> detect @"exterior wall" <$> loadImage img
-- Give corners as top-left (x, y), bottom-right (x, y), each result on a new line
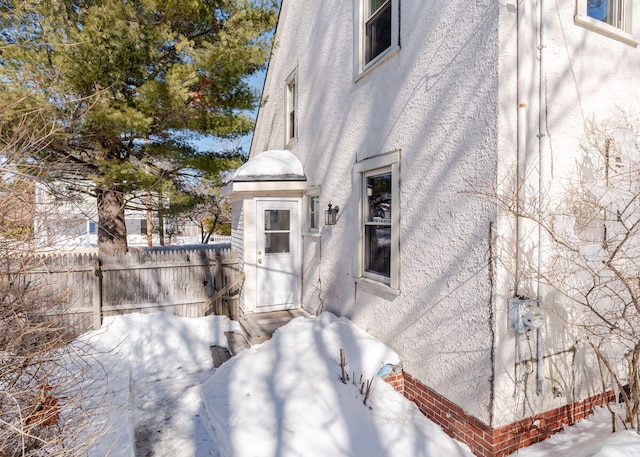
top-left (229, 188), bottom-right (305, 314)
top-left (382, 370), bottom-right (613, 457)
top-left (301, 232), bottom-right (323, 314)
top-left (494, 0), bottom-right (640, 429)
top-left (251, 0), bottom-right (500, 425)
top-left (237, 197), bottom-right (257, 313)
top-left (248, 0), bottom-right (639, 448)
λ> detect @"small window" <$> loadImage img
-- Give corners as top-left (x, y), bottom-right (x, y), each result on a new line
top-left (308, 195), bottom-right (320, 233)
top-left (356, 0), bottom-right (399, 74)
top-left (285, 70), bottom-right (298, 143)
top-left (576, 0), bottom-right (639, 45)
top-left (353, 151), bottom-right (400, 290)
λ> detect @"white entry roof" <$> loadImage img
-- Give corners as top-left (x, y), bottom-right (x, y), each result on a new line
top-left (229, 149), bottom-right (306, 182)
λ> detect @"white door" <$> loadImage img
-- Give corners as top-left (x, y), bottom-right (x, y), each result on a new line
top-left (256, 199), bottom-right (300, 310)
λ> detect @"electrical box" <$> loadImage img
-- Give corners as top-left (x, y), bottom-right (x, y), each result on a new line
top-left (508, 298), bottom-right (544, 334)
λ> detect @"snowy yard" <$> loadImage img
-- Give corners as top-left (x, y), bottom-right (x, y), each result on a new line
top-left (73, 312), bottom-right (640, 457)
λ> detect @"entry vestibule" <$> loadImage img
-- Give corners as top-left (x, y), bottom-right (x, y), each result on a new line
top-left (222, 150), bottom-right (307, 315)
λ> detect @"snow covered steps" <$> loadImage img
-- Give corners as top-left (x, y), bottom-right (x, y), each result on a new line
top-left (238, 309), bottom-right (310, 345)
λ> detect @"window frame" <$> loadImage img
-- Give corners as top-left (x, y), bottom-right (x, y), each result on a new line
top-left (353, 150), bottom-right (400, 291)
top-left (285, 69), bottom-right (298, 144)
top-left (576, 0), bottom-right (640, 46)
top-left (355, 0), bottom-right (400, 76)
top-left (304, 187), bottom-right (321, 236)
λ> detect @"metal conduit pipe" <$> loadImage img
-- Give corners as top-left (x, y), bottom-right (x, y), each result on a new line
top-left (536, 0), bottom-right (548, 397)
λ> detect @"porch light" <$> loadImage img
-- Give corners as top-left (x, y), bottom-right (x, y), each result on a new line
top-left (325, 203), bottom-right (339, 226)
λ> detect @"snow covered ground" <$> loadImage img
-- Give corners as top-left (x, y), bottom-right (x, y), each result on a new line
top-left (71, 312), bottom-right (640, 457)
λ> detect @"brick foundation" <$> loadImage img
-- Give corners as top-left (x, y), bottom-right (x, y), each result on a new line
top-left (382, 371), bottom-right (615, 457)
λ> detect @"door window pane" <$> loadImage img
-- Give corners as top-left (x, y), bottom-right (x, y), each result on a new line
top-left (265, 210), bottom-right (290, 231)
top-left (264, 209), bottom-right (291, 254)
top-left (265, 233), bottom-right (290, 254)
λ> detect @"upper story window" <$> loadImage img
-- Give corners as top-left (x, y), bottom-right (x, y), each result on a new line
top-left (588, 0), bottom-right (630, 30)
top-left (353, 150), bottom-right (400, 290)
top-left (576, 0), bottom-right (639, 46)
top-left (285, 70), bottom-right (298, 144)
top-left (356, 0), bottom-right (399, 75)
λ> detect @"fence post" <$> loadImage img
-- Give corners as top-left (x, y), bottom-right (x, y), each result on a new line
top-left (215, 255), bottom-right (223, 316)
top-left (92, 259), bottom-right (103, 330)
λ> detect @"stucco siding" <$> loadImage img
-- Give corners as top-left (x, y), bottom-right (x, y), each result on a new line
top-left (492, 0), bottom-right (640, 428)
top-left (251, 0), bottom-right (500, 425)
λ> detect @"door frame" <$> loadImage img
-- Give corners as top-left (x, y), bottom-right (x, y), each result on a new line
top-left (254, 197), bottom-right (302, 311)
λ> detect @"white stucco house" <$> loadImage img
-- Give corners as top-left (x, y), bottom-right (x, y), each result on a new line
top-left (223, 1), bottom-right (640, 455)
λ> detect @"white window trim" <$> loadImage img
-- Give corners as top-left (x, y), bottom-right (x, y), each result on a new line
top-left (285, 68), bottom-right (298, 145)
top-left (353, 150), bottom-right (400, 291)
top-left (575, 0), bottom-right (640, 46)
top-left (354, 0), bottom-right (400, 78)
top-left (304, 186), bottom-right (321, 237)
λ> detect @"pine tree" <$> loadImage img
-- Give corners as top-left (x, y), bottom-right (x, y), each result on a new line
top-left (0, 0), bottom-right (277, 253)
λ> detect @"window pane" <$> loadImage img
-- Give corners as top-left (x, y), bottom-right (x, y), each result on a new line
top-left (309, 196), bottom-right (319, 230)
top-left (289, 111), bottom-right (295, 139)
top-left (287, 80), bottom-right (296, 140)
top-left (265, 232), bottom-right (290, 254)
top-left (587, 0), bottom-right (624, 28)
top-left (365, 1), bottom-right (392, 64)
top-left (364, 171), bottom-right (392, 278)
top-left (365, 225), bottom-right (391, 277)
top-left (366, 173), bottom-right (391, 222)
top-left (367, 0), bottom-right (389, 17)
top-left (264, 210), bottom-right (290, 231)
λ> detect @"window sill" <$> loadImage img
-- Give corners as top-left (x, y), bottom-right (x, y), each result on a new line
top-left (286, 137), bottom-right (298, 149)
top-left (575, 14), bottom-right (639, 47)
top-left (355, 45), bottom-right (400, 83)
top-left (303, 232), bottom-right (321, 238)
top-left (355, 277), bottom-right (400, 296)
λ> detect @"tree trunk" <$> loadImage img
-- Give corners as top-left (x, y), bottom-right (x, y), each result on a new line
top-left (96, 187), bottom-right (128, 254)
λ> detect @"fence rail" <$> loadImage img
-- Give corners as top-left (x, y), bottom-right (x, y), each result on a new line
top-left (25, 245), bottom-right (243, 333)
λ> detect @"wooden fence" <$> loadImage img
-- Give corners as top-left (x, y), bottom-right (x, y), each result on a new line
top-left (26, 245), bottom-right (243, 333)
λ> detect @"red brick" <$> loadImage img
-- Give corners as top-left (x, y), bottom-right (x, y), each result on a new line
top-left (401, 372), bottom-right (614, 456)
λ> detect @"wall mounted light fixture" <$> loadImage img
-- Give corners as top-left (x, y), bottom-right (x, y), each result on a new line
top-left (325, 203), bottom-right (339, 225)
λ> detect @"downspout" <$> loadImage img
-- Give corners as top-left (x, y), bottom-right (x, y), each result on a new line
top-left (516, 0), bottom-right (527, 296)
top-left (515, 0), bottom-right (527, 400)
top-left (536, 0), bottom-right (548, 396)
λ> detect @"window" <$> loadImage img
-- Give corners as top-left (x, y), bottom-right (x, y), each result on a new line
top-left (353, 151), bottom-right (399, 290)
top-left (576, 0), bottom-right (639, 45)
top-left (357, 0), bottom-right (399, 74)
top-left (364, 171), bottom-right (391, 278)
top-left (588, 0), bottom-right (629, 30)
top-left (264, 209), bottom-right (291, 254)
top-left (285, 70), bottom-right (298, 143)
top-left (307, 194), bottom-right (320, 233)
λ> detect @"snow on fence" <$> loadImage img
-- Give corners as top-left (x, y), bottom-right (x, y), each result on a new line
top-left (26, 245), bottom-right (243, 333)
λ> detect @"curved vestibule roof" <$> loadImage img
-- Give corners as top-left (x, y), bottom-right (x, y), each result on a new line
top-left (228, 150), bottom-right (306, 182)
